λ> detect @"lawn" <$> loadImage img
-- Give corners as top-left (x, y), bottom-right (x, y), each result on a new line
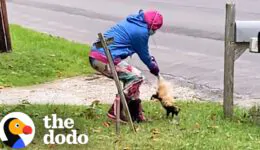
top-left (0, 101), bottom-right (259, 150)
top-left (0, 24), bottom-right (94, 87)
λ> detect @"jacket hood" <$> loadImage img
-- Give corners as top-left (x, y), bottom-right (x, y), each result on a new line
top-left (126, 10), bottom-right (148, 28)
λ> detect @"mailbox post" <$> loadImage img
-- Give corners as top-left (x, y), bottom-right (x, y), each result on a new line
top-left (224, 2), bottom-right (260, 118)
top-left (224, 2), bottom-right (236, 119)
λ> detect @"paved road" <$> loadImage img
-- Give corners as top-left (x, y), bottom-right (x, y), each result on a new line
top-left (6, 0), bottom-right (260, 101)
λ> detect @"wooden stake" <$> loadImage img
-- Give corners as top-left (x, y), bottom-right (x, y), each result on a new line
top-left (97, 33), bottom-right (136, 134)
top-left (0, 0), bottom-right (11, 52)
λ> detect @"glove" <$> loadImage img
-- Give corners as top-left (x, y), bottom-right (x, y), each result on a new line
top-left (150, 56), bottom-right (159, 76)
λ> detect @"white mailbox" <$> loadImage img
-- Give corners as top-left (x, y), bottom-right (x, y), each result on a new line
top-left (235, 21), bottom-right (260, 53)
top-left (235, 21), bottom-right (260, 42)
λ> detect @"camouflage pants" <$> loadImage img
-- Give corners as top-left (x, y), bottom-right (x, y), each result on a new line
top-left (89, 57), bottom-right (144, 100)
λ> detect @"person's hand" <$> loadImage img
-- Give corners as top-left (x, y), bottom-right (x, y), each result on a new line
top-left (150, 56), bottom-right (159, 76)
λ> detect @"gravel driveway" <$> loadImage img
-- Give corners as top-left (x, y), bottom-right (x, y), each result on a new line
top-left (0, 74), bottom-right (259, 108)
top-left (0, 74), bottom-right (198, 105)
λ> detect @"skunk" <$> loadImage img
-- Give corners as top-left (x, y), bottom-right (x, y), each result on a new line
top-left (150, 77), bottom-right (180, 118)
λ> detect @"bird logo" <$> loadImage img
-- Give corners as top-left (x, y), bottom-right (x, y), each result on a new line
top-left (0, 112), bottom-right (35, 149)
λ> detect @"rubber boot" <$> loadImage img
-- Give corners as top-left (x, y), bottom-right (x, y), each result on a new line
top-left (137, 99), bottom-right (146, 122)
top-left (128, 99), bottom-right (146, 123)
top-left (107, 95), bottom-right (128, 123)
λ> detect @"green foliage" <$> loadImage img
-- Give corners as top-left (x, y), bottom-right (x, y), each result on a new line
top-left (249, 105), bottom-right (260, 125)
top-left (0, 101), bottom-right (259, 150)
top-left (0, 24), bottom-right (94, 87)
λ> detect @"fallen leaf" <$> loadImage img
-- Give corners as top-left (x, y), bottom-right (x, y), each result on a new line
top-left (92, 128), bottom-right (101, 133)
top-left (48, 144), bottom-right (56, 149)
top-left (0, 86), bottom-right (4, 89)
top-left (194, 122), bottom-right (200, 129)
top-left (135, 126), bottom-right (141, 132)
top-left (103, 122), bottom-right (111, 127)
top-left (151, 128), bottom-right (160, 135)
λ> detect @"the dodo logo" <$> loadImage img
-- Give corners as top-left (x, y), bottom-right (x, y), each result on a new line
top-left (0, 112), bottom-right (35, 149)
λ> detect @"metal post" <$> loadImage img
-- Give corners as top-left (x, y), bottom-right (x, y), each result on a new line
top-left (224, 2), bottom-right (236, 118)
top-left (97, 33), bottom-right (136, 134)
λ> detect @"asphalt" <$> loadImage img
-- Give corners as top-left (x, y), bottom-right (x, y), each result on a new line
top-left (5, 0), bottom-right (260, 101)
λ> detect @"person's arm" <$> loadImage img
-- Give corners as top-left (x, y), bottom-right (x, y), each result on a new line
top-left (133, 35), bottom-right (153, 69)
top-left (132, 34), bottom-right (159, 76)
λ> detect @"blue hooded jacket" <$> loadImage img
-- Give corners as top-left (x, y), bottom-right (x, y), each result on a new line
top-left (91, 10), bottom-right (154, 70)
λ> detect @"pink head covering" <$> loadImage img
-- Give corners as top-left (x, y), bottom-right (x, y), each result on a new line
top-left (144, 10), bottom-right (163, 31)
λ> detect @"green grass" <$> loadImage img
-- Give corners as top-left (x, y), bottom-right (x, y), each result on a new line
top-left (0, 101), bottom-right (259, 150)
top-left (0, 24), bottom-right (94, 87)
